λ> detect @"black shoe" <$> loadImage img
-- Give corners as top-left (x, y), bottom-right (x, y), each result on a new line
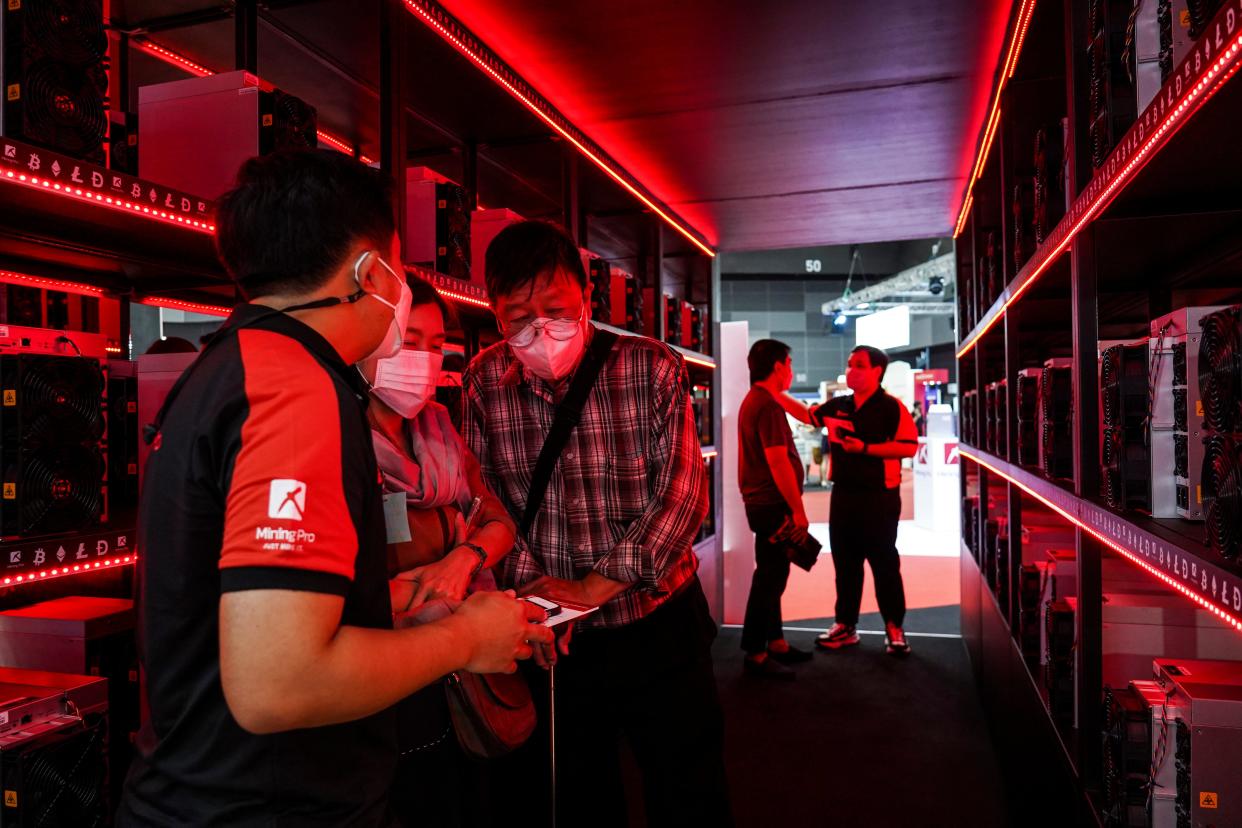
top-left (768, 645), bottom-right (813, 664)
top-left (742, 656), bottom-right (796, 680)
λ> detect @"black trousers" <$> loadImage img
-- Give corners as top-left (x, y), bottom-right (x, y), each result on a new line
top-left (741, 502), bottom-right (792, 654)
top-left (485, 579), bottom-right (733, 828)
top-left (828, 488), bottom-right (905, 627)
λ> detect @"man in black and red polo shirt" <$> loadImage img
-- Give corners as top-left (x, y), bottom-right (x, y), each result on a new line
top-left (813, 345), bottom-right (919, 656)
top-left (117, 151), bottom-right (550, 827)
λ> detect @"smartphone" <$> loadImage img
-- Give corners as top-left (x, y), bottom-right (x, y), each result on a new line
top-left (524, 595), bottom-right (562, 618)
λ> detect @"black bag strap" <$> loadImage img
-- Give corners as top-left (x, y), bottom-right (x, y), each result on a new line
top-left (519, 329), bottom-right (619, 536)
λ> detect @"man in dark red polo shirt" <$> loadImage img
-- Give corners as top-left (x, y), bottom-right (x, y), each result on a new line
top-left (118, 150), bottom-right (550, 827)
top-left (737, 339), bottom-right (814, 679)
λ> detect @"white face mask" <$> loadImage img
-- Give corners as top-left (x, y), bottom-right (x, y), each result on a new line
top-left (369, 349), bottom-right (443, 418)
top-left (355, 251), bottom-right (412, 361)
top-left (507, 310), bottom-right (586, 381)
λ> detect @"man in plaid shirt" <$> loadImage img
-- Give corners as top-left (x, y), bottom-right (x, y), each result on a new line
top-left (463, 220), bottom-right (732, 827)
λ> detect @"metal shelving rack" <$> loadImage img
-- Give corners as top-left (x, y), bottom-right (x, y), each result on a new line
top-left (953, 1), bottom-right (1242, 823)
top-left (0, 0), bottom-right (725, 609)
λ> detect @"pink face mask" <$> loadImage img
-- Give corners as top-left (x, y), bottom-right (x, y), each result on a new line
top-left (507, 309), bottom-right (586, 381)
top-left (369, 349), bottom-right (443, 418)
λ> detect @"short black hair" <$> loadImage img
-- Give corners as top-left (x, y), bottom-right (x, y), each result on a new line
top-left (748, 339), bottom-right (791, 385)
top-left (407, 272), bottom-right (456, 330)
top-left (215, 150), bottom-right (395, 300)
top-left (851, 344), bottom-right (890, 380)
top-left (484, 220), bottom-right (587, 300)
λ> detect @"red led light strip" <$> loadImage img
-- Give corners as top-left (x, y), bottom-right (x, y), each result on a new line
top-left (135, 40), bottom-right (213, 77)
top-left (401, 1), bottom-right (715, 259)
top-left (958, 34), bottom-right (1242, 358)
top-left (1, 554), bottom-right (138, 588)
top-left (0, 270), bottom-right (105, 298)
top-left (139, 297), bottom-right (232, 317)
top-left (135, 39), bottom-right (374, 165)
top-left (960, 449), bottom-right (1242, 633)
top-left (953, 193), bottom-right (974, 238)
top-left (1, 169), bottom-right (216, 233)
top-left (435, 287), bottom-right (491, 309)
top-left (953, 0), bottom-right (1036, 238)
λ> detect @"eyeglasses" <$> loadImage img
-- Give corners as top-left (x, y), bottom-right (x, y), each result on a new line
top-left (504, 311), bottom-right (583, 347)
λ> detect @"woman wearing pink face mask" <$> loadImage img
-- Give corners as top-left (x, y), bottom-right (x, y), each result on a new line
top-left (359, 274), bottom-right (515, 828)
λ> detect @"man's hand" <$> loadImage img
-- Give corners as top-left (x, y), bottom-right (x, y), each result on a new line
top-left (447, 591), bottom-right (553, 674)
top-left (841, 436), bottom-right (866, 454)
top-left (517, 572), bottom-right (628, 608)
top-left (792, 510), bottom-right (810, 530)
top-left (531, 621), bottom-right (575, 670)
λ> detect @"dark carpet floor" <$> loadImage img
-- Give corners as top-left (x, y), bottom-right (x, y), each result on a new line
top-left (712, 624), bottom-right (1010, 828)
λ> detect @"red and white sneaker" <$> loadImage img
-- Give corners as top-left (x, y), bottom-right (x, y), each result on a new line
top-left (815, 623), bottom-right (859, 650)
top-left (885, 622), bottom-right (911, 656)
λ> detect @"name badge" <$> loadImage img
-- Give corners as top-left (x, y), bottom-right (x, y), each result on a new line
top-left (382, 492), bottom-right (411, 544)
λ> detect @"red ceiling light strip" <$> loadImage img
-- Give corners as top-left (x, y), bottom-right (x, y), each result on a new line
top-left (970, 105), bottom-right (1003, 184)
top-left (1, 169), bottom-right (216, 233)
top-left (953, 194), bottom-right (974, 238)
top-left (953, 0), bottom-right (1036, 238)
top-left (400, 0), bottom-right (716, 259)
top-left (960, 449), bottom-right (1242, 634)
top-left (135, 39), bottom-right (374, 165)
top-left (0, 270), bottom-right (105, 298)
top-left (1004, 0), bottom-right (1038, 79)
top-left (1, 554), bottom-right (139, 589)
top-left (138, 297), bottom-right (232, 317)
top-left (958, 33), bottom-right (1242, 358)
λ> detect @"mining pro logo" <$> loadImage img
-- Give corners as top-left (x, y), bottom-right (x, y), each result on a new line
top-left (268, 479), bottom-right (307, 520)
top-left (259, 480), bottom-right (315, 552)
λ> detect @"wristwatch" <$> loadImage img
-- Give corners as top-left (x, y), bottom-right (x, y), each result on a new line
top-left (458, 542), bottom-right (488, 577)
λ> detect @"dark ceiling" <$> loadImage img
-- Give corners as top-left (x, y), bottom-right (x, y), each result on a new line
top-left (113, 1), bottom-right (1013, 256)
top-left (437, 0), bottom-right (1014, 252)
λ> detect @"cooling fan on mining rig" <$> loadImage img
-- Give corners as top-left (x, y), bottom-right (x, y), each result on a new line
top-left (0, 354), bottom-right (106, 538)
top-left (1198, 307), bottom-right (1241, 435)
top-left (23, 0), bottom-right (108, 68)
top-left (1203, 435), bottom-right (1242, 564)
top-left (17, 59), bottom-right (108, 162)
top-left (271, 89), bottom-right (318, 151)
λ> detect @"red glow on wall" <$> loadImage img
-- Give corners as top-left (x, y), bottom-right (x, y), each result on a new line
top-left (960, 449), bottom-right (1242, 634)
top-left (0, 270), bottom-right (105, 298)
top-left (958, 34), bottom-right (1242, 357)
top-left (402, 0), bottom-right (715, 257)
top-left (1, 554), bottom-right (139, 589)
top-left (136, 39), bottom-right (374, 165)
top-left (0, 169), bottom-right (216, 233)
top-left (139, 297), bottom-right (233, 317)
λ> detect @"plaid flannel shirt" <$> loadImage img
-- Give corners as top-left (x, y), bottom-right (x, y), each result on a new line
top-left (462, 326), bottom-right (708, 629)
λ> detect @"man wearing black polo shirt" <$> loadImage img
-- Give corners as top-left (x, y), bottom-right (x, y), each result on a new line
top-left (117, 151), bottom-right (550, 827)
top-left (810, 345), bottom-right (918, 656)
